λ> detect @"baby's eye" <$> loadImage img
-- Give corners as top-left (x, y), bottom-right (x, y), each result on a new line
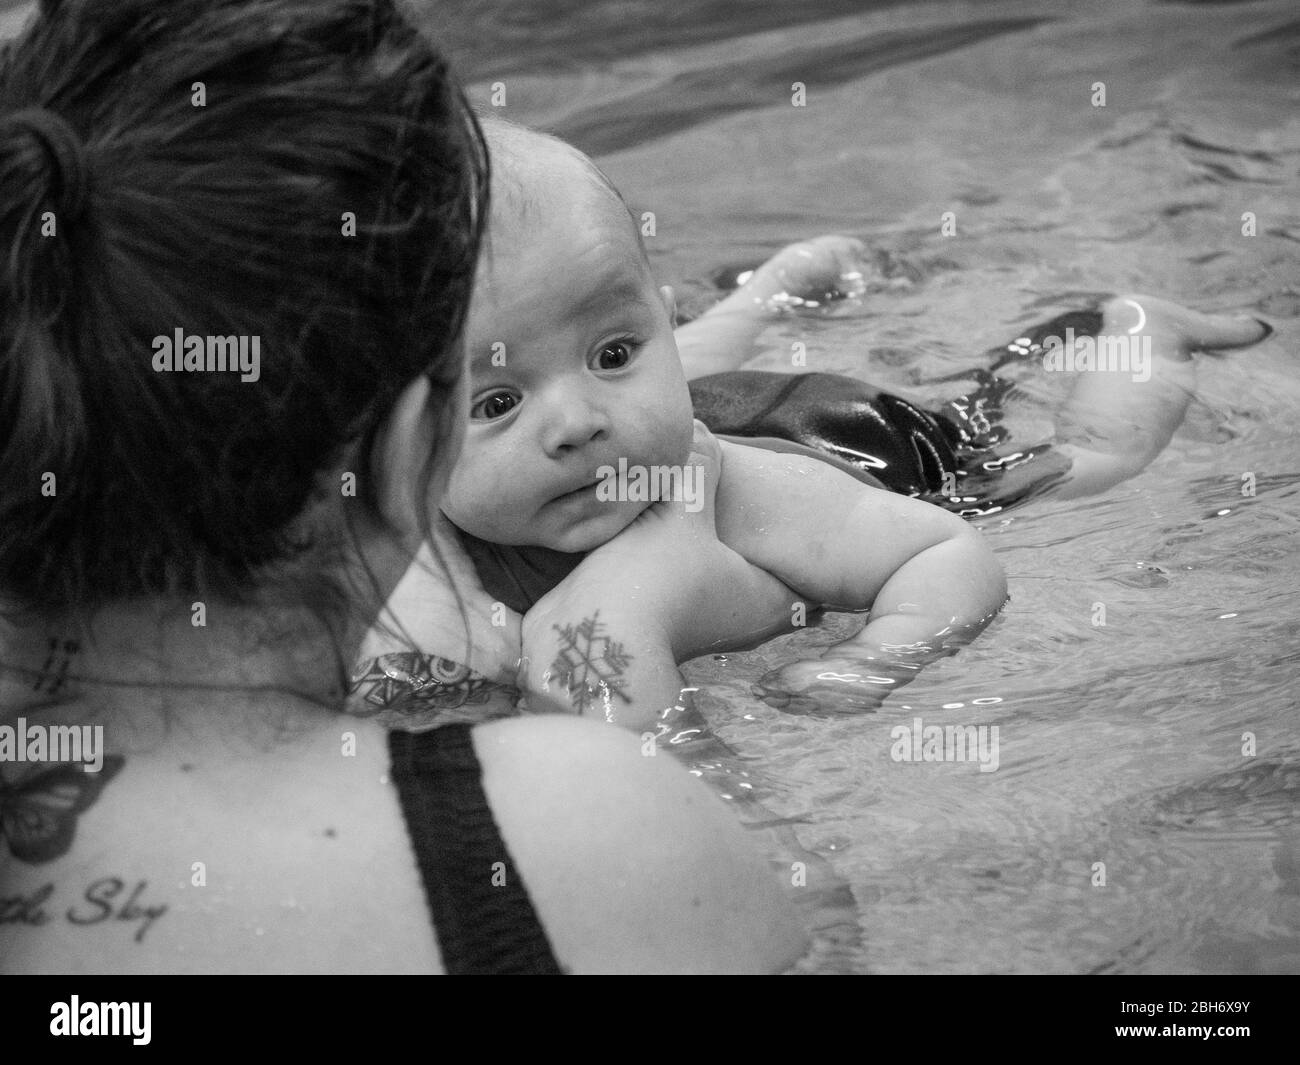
top-left (471, 390), bottom-right (519, 420)
top-left (593, 340), bottom-right (633, 371)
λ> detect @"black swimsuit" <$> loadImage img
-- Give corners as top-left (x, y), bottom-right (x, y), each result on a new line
top-left (686, 306), bottom-right (1101, 515)
top-left (389, 725), bottom-right (564, 974)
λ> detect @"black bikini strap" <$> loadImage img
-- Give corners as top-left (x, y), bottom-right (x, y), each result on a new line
top-left (388, 724), bottom-right (564, 974)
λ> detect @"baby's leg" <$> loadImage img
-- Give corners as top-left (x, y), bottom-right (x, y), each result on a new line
top-left (1047, 295), bottom-right (1270, 500)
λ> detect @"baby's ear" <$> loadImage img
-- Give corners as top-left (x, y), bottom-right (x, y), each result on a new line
top-left (659, 284), bottom-right (677, 327)
top-left (371, 374), bottom-right (460, 538)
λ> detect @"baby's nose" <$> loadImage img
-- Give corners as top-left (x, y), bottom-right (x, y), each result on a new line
top-left (541, 393), bottom-right (612, 455)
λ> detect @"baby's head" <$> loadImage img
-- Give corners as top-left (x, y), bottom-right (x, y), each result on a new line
top-left (439, 119), bottom-right (695, 553)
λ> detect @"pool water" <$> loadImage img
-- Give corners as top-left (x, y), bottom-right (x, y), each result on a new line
top-left (0, 0), bottom-right (1292, 977)
top-left (446, 0), bottom-right (1300, 973)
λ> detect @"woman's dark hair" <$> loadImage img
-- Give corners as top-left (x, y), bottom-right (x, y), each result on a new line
top-left (0, 0), bottom-right (488, 616)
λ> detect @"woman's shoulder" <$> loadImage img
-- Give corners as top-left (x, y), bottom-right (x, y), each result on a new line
top-left (0, 709), bottom-right (444, 975)
top-left (472, 715), bottom-right (808, 974)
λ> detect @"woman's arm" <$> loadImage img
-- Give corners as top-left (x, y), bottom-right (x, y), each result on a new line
top-left (517, 532), bottom-right (795, 732)
top-left (517, 425), bottom-right (798, 732)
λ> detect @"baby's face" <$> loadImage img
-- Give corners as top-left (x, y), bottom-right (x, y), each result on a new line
top-left (439, 162), bottom-right (695, 553)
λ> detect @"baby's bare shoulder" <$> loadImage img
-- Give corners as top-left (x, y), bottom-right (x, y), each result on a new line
top-left (715, 437), bottom-right (970, 603)
top-left (715, 437), bottom-right (883, 534)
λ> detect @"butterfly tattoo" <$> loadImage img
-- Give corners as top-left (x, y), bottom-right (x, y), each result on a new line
top-left (0, 757), bottom-right (124, 865)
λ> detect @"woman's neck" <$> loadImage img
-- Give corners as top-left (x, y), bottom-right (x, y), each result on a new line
top-left (0, 518), bottom-right (417, 735)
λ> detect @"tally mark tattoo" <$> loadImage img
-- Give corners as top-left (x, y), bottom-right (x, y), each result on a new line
top-left (0, 757), bottom-right (125, 865)
top-left (33, 637), bottom-right (80, 695)
top-left (548, 612), bottom-right (632, 716)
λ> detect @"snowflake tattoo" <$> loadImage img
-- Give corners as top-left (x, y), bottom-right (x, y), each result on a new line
top-left (549, 612), bottom-right (633, 716)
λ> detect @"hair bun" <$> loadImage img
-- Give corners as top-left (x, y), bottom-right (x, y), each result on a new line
top-left (1, 107), bottom-right (88, 220)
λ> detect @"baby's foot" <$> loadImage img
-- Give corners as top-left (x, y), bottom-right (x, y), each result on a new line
top-left (1099, 294), bottom-right (1271, 362)
top-left (1047, 296), bottom-right (1273, 499)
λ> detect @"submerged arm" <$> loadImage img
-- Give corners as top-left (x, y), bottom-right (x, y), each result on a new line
top-left (715, 440), bottom-right (1007, 711)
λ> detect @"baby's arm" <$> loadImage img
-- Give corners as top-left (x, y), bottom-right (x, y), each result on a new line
top-left (675, 236), bottom-right (869, 380)
top-left (517, 435), bottom-right (1006, 724)
top-left (714, 440), bottom-right (1008, 712)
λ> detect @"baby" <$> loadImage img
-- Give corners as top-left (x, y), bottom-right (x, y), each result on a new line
top-left (423, 116), bottom-right (1275, 734)
top-left (355, 117), bottom-right (1269, 732)
top-left (437, 119), bottom-right (1009, 728)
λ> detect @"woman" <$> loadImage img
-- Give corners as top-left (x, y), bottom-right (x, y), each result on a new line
top-left (0, 0), bottom-right (804, 973)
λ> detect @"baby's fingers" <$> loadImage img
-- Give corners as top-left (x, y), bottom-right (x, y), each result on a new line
top-left (752, 658), bottom-right (897, 715)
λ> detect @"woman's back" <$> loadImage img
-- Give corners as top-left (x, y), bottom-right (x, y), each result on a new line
top-left (0, 618), bottom-right (803, 974)
top-left (1, 702), bottom-right (443, 973)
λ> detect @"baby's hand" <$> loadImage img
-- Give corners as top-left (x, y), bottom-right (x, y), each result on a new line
top-left (751, 652), bottom-right (923, 715)
top-left (741, 235), bottom-right (870, 308)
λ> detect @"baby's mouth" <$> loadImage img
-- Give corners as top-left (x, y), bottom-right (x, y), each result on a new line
top-left (551, 479), bottom-right (600, 505)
